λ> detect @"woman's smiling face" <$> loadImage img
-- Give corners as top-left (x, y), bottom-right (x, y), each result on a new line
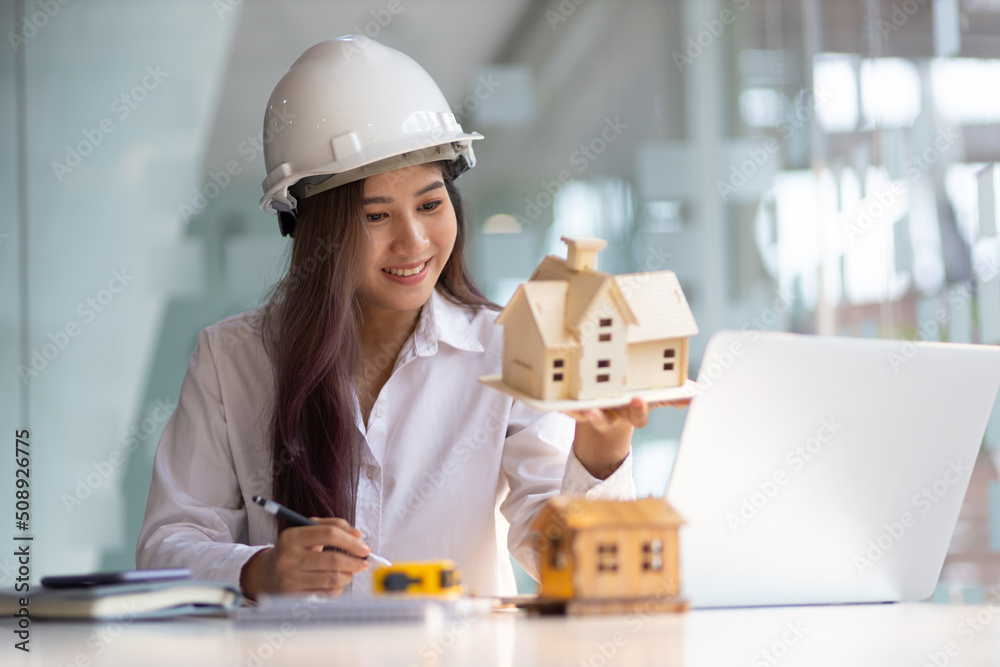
top-left (356, 163), bottom-right (457, 318)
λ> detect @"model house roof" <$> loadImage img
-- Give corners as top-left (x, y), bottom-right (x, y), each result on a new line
top-left (530, 253), bottom-right (574, 282)
top-left (529, 252), bottom-right (640, 333)
top-left (500, 236), bottom-right (697, 346)
top-left (564, 270), bottom-right (637, 333)
top-left (615, 271), bottom-right (698, 343)
top-left (533, 496), bottom-right (684, 530)
top-left (513, 281), bottom-right (575, 349)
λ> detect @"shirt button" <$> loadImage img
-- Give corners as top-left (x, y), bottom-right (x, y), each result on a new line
top-left (366, 466), bottom-right (377, 480)
top-left (374, 404), bottom-right (385, 418)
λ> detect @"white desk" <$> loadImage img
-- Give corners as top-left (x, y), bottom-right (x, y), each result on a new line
top-left (5, 602), bottom-right (998, 666)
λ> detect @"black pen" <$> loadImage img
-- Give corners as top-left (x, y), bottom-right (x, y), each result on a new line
top-left (251, 495), bottom-right (392, 567)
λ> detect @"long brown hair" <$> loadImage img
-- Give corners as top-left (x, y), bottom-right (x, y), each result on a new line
top-left (261, 162), bottom-right (495, 530)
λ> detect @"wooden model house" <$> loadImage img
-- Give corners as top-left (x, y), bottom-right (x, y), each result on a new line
top-left (531, 496), bottom-right (684, 611)
top-left (495, 236), bottom-right (698, 401)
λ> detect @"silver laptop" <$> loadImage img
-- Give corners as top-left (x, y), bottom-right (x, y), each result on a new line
top-left (666, 330), bottom-right (1000, 608)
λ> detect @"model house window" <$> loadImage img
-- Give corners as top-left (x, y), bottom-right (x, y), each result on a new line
top-left (550, 537), bottom-right (566, 569)
top-left (663, 363), bottom-right (674, 371)
top-left (663, 349), bottom-right (675, 358)
top-left (599, 318), bottom-right (612, 327)
top-left (643, 539), bottom-right (664, 571)
top-left (596, 374), bottom-right (610, 383)
top-left (553, 373), bottom-right (564, 382)
top-left (597, 543), bottom-right (618, 572)
top-left (553, 359), bottom-right (564, 368)
top-left (599, 333), bottom-right (611, 342)
top-left (597, 359), bottom-right (610, 368)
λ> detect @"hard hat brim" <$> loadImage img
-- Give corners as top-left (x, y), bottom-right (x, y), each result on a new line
top-left (259, 133), bottom-right (482, 215)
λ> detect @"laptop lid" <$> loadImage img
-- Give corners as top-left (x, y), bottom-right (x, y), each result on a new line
top-left (666, 330), bottom-right (1000, 608)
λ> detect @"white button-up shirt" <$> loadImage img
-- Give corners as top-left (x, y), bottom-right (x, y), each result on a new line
top-left (137, 289), bottom-right (636, 596)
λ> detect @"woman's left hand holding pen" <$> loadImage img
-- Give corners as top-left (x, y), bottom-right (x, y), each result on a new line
top-left (240, 517), bottom-right (371, 599)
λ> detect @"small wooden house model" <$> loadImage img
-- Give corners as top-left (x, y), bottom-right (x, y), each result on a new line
top-left (531, 496), bottom-right (684, 611)
top-left (495, 236), bottom-right (698, 401)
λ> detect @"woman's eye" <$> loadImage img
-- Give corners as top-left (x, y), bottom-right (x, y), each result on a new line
top-left (420, 200), bottom-right (442, 212)
top-left (366, 212), bottom-right (386, 222)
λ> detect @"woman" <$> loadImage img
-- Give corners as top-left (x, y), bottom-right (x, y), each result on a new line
top-left (136, 36), bottom-right (653, 599)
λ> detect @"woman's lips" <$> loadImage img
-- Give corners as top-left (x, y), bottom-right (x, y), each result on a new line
top-left (380, 259), bottom-right (430, 284)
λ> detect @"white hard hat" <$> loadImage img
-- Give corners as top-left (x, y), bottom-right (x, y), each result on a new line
top-left (259, 35), bottom-right (484, 236)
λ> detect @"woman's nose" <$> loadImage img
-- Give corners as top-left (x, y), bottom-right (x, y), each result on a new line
top-left (390, 213), bottom-right (429, 255)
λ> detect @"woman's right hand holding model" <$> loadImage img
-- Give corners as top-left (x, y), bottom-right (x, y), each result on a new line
top-left (240, 518), bottom-right (371, 599)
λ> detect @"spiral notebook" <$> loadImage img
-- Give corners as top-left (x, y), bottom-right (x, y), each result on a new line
top-left (236, 594), bottom-right (492, 624)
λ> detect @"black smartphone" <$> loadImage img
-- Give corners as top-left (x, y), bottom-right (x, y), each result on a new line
top-left (41, 568), bottom-right (191, 588)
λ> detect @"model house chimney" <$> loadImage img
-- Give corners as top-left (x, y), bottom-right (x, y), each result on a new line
top-left (561, 236), bottom-right (607, 272)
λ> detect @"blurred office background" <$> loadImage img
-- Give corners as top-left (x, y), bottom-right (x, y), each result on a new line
top-left (2, 0), bottom-right (1000, 598)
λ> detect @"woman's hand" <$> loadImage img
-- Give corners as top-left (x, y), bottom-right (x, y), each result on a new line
top-left (240, 518), bottom-right (371, 600)
top-left (562, 396), bottom-right (691, 480)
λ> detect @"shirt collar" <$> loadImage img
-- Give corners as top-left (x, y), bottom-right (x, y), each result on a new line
top-left (411, 289), bottom-right (485, 357)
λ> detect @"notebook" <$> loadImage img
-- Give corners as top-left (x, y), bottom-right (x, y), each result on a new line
top-left (1, 579), bottom-right (242, 619)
